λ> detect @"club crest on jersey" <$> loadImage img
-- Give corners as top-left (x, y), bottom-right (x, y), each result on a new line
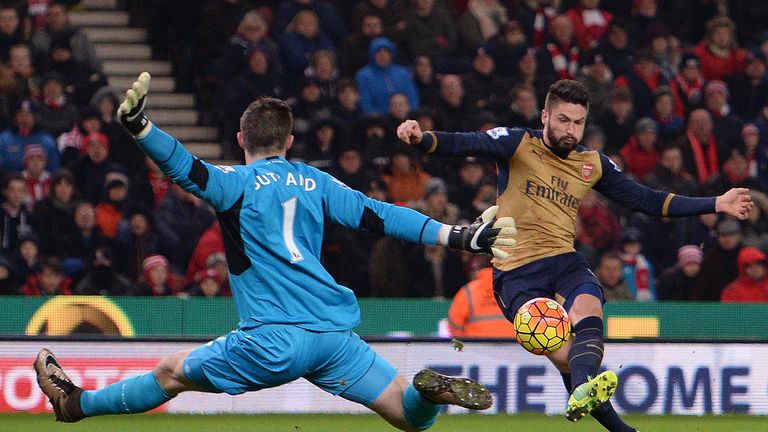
top-left (581, 162), bottom-right (594, 180)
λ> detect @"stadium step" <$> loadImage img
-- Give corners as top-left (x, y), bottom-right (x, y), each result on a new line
top-left (103, 60), bottom-right (172, 76)
top-left (146, 93), bottom-right (195, 110)
top-left (163, 126), bottom-right (218, 142)
top-left (146, 109), bottom-right (198, 126)
top-left (69, 10), bottom-right (129, 27)
top-left (95, 43), bottom-right (151, 60)
top-left (187, 143), bottom-right (222, 160)
top-left (109, 75), bottom-right (175, 93)
top-left (82, 27), bottom-right (146, 43)
top-left (81, 0), bottom-right (119, 9)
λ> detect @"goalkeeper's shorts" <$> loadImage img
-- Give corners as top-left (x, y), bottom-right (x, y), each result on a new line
top-left (492, 251), bottom-right (604, 319)
top-left (182, 324), bottom-right (397, 405)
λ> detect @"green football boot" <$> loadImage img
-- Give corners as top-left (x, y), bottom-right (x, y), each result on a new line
top-left (565, 370), bottom-right (619, 422)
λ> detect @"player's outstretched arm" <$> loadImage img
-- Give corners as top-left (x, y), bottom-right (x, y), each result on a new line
top-left (715, 188), bottom-right (753, 220)
top-left (396, 119), bottom-right (521, 158)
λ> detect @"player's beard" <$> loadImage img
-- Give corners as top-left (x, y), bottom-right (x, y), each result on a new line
top-left (545, 120), bottom-right (579, 153)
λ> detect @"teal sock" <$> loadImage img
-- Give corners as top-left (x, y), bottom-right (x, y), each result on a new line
top-left (402, 385), bottom-right (441, 430)
top-left (80, 372), bottom-right (172, 416)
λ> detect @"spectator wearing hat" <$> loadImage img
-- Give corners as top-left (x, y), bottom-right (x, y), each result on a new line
top-left (95, 172), bottom-right (130, 239)
top-left (356, 36), bottom-right (419, 115)
top-left (566, 0), bottom-right (613, 52)
top-left (21, 257), bottom-right (73, 297)
top-left (132, 254), bottom-right (174, 296)
top-left (21, 144), bottom-right (51, 208)
top-left (37, 72), bottom-right (79, 138)
top-left (75, 245), bottom-right (132, 296)
top-left (741, 123), bottom-right (768, 180)
top-left (657, 245), bottom-right (704, 300)
top-left (187, 267), bottom-right (225, 297)
top-left (0, 99), bottom-right (60, 173)
top-left (33, 170), bottom-right (78, 258)
top-left (721, 246), bottom-right (768, 302)
top-left (619, 227), bottom-right (657, 301)
top-left (692, 16), bottom-right (748, 81)
top-left (620, 117), bottom-right (661, 180)
top-left (698, 218), bottom-right (743, 300)
top-left (73, 132), bottom-right (121, 203)
top-left (0, 173), bottom-right (34, 256)
top-left (703, 79), bottom-right (744, 152)
top-left (670, 53), bottom-right (705, 115)
top-left (651, 86), bottom-right (685, 145)
top-left (595, 252), bottom-right (633, 302)
top-left (725, 50), bottom-right (768, 121)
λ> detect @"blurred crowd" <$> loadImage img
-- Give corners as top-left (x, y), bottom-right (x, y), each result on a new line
top-left (1, 0), bottom-right (768, 303)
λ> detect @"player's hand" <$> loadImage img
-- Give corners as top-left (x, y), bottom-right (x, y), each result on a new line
top-left (448, 205), bottom-right (517, 260)
top-left (396, 119), bottom-right (423, 145)
top-left (715, 188), bottom-right (753, 220)
top-left (118, 72), bottom-right (151, 136)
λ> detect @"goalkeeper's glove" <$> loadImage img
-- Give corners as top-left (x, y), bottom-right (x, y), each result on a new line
top-left (118, 72), bottom-right (152, 136)
top-left (447, 205), bottom-right (517, 260)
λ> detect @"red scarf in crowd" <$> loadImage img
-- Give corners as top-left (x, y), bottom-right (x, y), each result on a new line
top-left (686, 131), bottom-right (719, 184)
top-left (546, 43), bottom-right (580, 80)
top-left (533, 7), bottom-right (557, 47)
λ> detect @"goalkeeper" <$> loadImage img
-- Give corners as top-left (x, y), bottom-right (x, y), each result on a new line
top-left (34, 73), bottom-right (516, 431)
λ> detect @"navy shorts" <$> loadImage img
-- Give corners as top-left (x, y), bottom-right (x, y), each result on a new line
top-left (182, 324), bottom-right (397, 406)
top-left (492, 252), bottom-right (604, 320)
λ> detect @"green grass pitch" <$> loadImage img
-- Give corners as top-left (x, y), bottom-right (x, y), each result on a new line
top-left (4, 413), bottom-right (764, 432)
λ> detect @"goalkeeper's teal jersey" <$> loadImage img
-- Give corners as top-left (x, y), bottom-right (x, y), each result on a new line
top-left (138, 126), bottom-right (444, 331)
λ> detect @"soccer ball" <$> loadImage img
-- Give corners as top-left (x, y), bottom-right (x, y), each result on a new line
top-left (513, 297), bottom-right (571, 355)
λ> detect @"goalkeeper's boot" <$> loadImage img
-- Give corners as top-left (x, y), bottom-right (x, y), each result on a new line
top-left (413, 369), bottom-right (493, 410)
top-left (34, 348), bottom-right (85, 423)
top-left (565, 370), bottom-right (618, 422)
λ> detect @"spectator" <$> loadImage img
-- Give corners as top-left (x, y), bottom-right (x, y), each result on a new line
top-left (155, 185), bottom-right (214, 275)
top-left (510, 48), bottom-right (552, 105)
top-left (37, 72), bottom-right (79, 138)
top-left (329, 147), bottom-right (376, 193)
top-left (720, 246), bottom-right (768, 302)
top-left (566, 0), bottom-right (613, 52)
top-left (540, 15), bottom-right (581, 81)
top-left (725, 50), bottom-right (768, 121)
top-left (386, 92), bottom-right (410, 131)
top-left (351, 0), bottom-right (407, 42)
top-left (620, 117), bottom-right (661, 181)
top-left (21, 144), bottom-right (51, 208)
top-left (447, 260), bottom-right (516, 337)
top-left (434, 74), bottom-right (475, 132)
top-left (528, 0), bottom-right (558, 48)
top-left (185, 221), bottom-right (223, 286)
top-left (64, 201), bottom-right (108, 278)
top-left (741, 191), bottom-right (768, 251)
top-left (457, 0), bottom-right (508, 55)
top-left (75, 246), bottom-right (132, 296)
top-left (615, 52), bottom-right (670, 117)
top-left (463, 47), bottom-right (508, 112)
top-left (449, 157), bottom-right (485, 220)
top-left (21, 257), bottom-right (73, 296)
top-left (305, 50), bottom-right (338, 100)
top-left (582, 125), bottom-right (606, 152)
top-left (576, 52), bottom-right (613, 115)
top-left (626, 0), bottom-right (663, 49)
top-left (34, 169), bottom-right (77, 258)
top-left (698, 218), bottom-right (743, 301)
top-left (487, 20), bottom-right (528, 78)
top-left (742, 123), bottom-right (768, 181)
top-left (703, 79), bottom-right (743, 153)
top-left (595, 252), bottom-right (633, 301)
top-left (30, 3), bottom-right (102, 73)
top-left (272, 0), bottom-right (348, 45)
top-left (403, 0), bottom-right (457, 62)
top-left (90, 88), bottom-right (142, 177)
top-left (380, 147), bottom-right (430, 205)
top-left (619, 227), bottom-right (656, 301)
top-left (594, 20), bottom-right (634, 78)
top-left (643, 145), bottom-right (698, 196)
top-left (413, 54), bottom-right (440, 108)
top-left (197, 0), bottom-right (256, 65)
top-left (355, 36), bottom-right (418, 115)
top-left (0, 173), bottom-right (34, 256)
top-left (329, 78), bottom-right (362, 134)
top-left (57, 105), bottom-right (100, 169)
top-left (278, 10), bottom-right (335, 83)
top-left (501, 83), bottom-right (540, 129)
top-left (595, 87), bottom-right (637, 154)
top-left (6, 44), bottom-right (35, 103)
top-left (678, 109), bottom-right (722, 185)
top-left (0, 99), bottom-right (60, 173)
top-left (47, 36), bottom-right (109, 107)
top-left (287, 77), bottom-right (332, 146)
top-left (133, 254), bottom-right (174, 296)
top-left (12, 233), bottom-right (40, 287)
top-left (651, 86), bottom-right (685, 146)
top-left (303, 118), bottom-right (344, 171)
top-left (0, 255), bottom-right (16, 294)
top-left (216, 10), bottom-right (278, 83)
top-left (670, 53), bottom-right (704, 116)
top-left (0, 6), bottom-right (23, 63)
top-left (692, 16), bottom-right (747, 81)
top-left (657, 245), bottom-right (703, 301)
top-left (95, 172), bottom-right (129, 239)
top-left (72, 132), bottom-right (120, 203)
top-left (337, 12), bottom-right (384, 78)
top-left (188, 267), bottom-right (225, 297)
top-left (412, 177), bottom-right (460, 225)
top-left (577, 190), bottom-right (620, 255)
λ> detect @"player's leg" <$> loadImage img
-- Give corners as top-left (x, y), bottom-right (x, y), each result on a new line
top-left (34, 348), bottom-right (201, 422)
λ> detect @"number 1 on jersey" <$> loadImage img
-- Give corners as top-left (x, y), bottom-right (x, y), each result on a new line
top-left (282, 196), bottom-right (304, 263)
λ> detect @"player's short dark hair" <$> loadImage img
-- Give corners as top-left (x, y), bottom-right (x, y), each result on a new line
top-left (240, 97), bottom-right (293, 155)
top-left (544, 79), bottom-right (590, 111)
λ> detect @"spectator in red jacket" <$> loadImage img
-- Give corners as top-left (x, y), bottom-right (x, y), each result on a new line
top-left (22, 257), bottom-right (73, 296)
top-left (721, 246), bottom-right (768, 302)
top-left (566, 0), bottom-right (612, 51)
top-left (692, 16), bottom-right (747, 81)
top-left (620, 117), bottom-right (661, 180)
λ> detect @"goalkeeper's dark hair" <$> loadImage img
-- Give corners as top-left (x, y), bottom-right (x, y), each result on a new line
top-left (544, 79), bottom-right (590, 111)
top-left (240, 97), bottom-right (293, 155)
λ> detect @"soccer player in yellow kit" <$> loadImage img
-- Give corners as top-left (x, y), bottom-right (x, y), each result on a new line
top-left (397, 80), bottom-right (753, 431)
